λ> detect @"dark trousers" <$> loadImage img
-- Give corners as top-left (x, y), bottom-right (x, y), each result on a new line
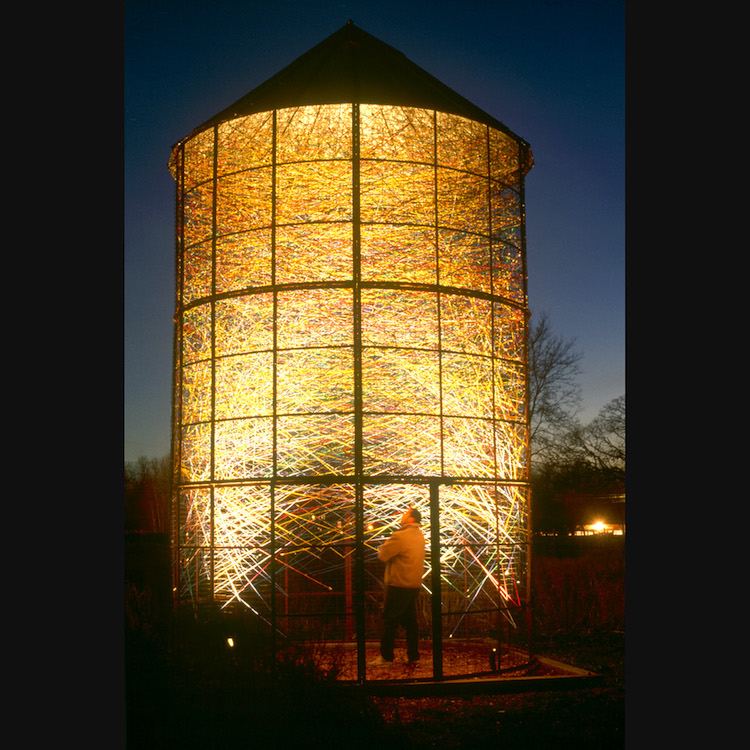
top-left (380, 585), bottom-right (420, 661)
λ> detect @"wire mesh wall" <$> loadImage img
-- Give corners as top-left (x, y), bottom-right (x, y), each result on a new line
top-left (169, 103), bottom-right (533, 681)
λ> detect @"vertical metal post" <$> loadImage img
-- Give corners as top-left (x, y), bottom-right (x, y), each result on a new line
top-left (270, 483), bottom-right (277, 659)
top-left (354, 484), bottom-right (365, 682)
top-left (519, 137), bottom-right (533, 665)
top-left (209, 124), bottom-right (219, 608)
top-left (344, 542), bottom-right (353, 640)
top-left (526, 493), bottom-right (534, 663)
top-left (172, 144), bottom-right (184, 613)
top-left (429, 479), bottom-right (442, 680)
top-left (430, 111), bottom-right (444, 683)
top-left (269, 110), bottom-right (279, 660)
top-left (352, 103), bottom-right (367, 684)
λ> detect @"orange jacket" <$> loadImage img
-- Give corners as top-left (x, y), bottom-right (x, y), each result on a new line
top-left (377, 522), bottom-right (425, 589)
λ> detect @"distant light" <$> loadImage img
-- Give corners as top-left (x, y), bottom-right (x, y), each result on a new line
top-left (227, 637), bottom-right (234, 647)
top-left (592, 521), bottom-right (606, 532)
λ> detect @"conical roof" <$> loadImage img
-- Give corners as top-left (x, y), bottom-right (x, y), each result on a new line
top-left (183, 21), bottom-right (529, 149)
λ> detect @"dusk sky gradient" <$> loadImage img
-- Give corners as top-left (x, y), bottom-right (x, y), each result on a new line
top-left (124, 0), bottom-right (624, 464)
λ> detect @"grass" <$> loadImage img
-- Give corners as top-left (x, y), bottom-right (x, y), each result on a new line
top-left (438, 544), bottom-right (626, 749)
top-left (125, 544), bottom-right (624, 748)
top-left (532, 547), bottom-right (625, 635)
top-left (125, 616), bottom-right (401, 749)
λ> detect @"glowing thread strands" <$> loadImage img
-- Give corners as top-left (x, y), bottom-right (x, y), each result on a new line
top-left (171, 96), bottom-right (532, 648)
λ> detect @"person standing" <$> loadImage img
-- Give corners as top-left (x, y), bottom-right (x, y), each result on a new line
top-left (369, 506), bottom-right (425, 667)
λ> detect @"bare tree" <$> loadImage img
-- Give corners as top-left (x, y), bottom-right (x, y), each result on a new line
top-left (527, 311), bottom-right (583, 466)
top-left (567, 395), bottom-right (625, 482)
top-left (125, 455), bottom-right (171, 533)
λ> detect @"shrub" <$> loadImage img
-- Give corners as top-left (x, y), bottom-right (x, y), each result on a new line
top-left (531, 550), bottom-right (624, 636)
top-left (125, 608), bottom-right (402, 749)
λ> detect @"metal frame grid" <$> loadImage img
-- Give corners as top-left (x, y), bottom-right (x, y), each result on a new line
top-left (169, 103), bottom-right (533, 681)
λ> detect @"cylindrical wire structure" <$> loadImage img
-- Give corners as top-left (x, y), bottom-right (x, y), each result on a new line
top-left (169, 98), bottom-right (533, 680)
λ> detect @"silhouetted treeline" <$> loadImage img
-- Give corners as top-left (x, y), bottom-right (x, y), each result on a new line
top-left (125, 456), bottom-right (171, 534)
top-left (531, 460), bottom-right (624, 536)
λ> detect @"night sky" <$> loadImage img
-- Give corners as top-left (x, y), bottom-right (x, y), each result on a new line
top-left (124, 0), bottom-right (624, 464)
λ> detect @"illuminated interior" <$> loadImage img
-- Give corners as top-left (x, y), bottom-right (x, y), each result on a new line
top-left (170, 100), bottom-right (533, 672)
